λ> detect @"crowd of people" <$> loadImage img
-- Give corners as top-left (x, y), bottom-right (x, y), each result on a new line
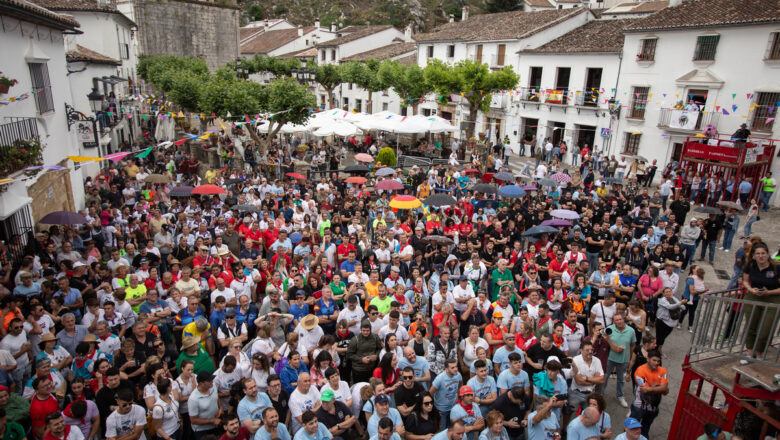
top-left (0, 131), bottom-right (776, 440)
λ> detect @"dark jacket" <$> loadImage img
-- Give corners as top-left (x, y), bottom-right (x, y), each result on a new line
top-left (346, 332), bottom-right (382, 372)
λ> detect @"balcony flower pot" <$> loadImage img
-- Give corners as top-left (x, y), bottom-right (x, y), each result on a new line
top-left (0, 72), bottom-right (18, 95)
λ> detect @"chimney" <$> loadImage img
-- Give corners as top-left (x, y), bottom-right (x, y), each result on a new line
top-left (404, 25), bottom-right (412, 42)
top-left (331, 23), bottom-right (336, 32)
top-left (315, 20), bottom-right (320, 30)
top-left (297, 25), bottom-right (303, 37)
top-left (448, 14), bottom-right (454, 23)
top-left (669, 0), bottom-right (683, 6)
top-left (461, 6), bottom-right (469, 21)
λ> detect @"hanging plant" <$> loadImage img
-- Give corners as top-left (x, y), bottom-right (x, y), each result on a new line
top-left (0, 72), bottom-right (18, 94)
top-left (0, 138), bottom-right (43, 177)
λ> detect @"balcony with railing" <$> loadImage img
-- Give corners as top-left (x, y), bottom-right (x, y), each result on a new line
top-left (0, 117), bottom-right (42, 177)
top-left (544, 89), bottom-right (568, 105)
top-left (517, 87), bottom-right (542, 102)
top-left (573, 90), bottom-right (600, 108)
top-left (657, 107), bottom-right (720, 131)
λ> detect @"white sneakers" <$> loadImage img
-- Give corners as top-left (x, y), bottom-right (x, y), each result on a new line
top-left (618, 396), bottom-right (629, 408)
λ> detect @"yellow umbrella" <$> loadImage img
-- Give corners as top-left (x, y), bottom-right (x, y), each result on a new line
top-left (389, 195), bottom-right (422, 210)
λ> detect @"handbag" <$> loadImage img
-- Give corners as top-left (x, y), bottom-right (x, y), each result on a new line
top-left (668, 297), bottom-right (682, 321)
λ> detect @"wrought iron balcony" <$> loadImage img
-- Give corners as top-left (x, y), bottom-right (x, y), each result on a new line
top-left (0, 117), bottom-right (42, 176)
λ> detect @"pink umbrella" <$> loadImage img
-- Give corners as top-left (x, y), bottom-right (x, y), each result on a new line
top-left (376, 179), bottom-right (404, 191)
top-left (104, 152), bottom-right (133, 162)
top-left (354, 153), bottom-right (373, 163)
top-left (191, 184), bottom-right (226, 195)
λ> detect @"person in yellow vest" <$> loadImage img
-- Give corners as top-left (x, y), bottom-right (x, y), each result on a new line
top-left (760, 171), bottom-right (775, 212)
top-left (417, 180), bottom-right (431, 200)
top-left (124, 274), bottom-right (147, 314)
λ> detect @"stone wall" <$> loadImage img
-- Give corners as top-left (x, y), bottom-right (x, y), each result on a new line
top-left (28, 169), bottom-right (75, 227)
top-left (133, 0), bottom-right (240, 70)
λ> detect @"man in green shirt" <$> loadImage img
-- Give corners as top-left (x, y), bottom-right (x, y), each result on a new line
top-left (0, 387), bottom-right (28, 426)
top-left (0, 407), bottom-right (26, 440)
top-left (177, 335), bottom-right (216, 374)
top-left (369, 284), bottom-right (393, 315)
top-left (491, 259), bottom-right (514, 301)
top-left (124, 274), bottom-right (147, 314)
top-left (602, 314), bottom-right (636, 409)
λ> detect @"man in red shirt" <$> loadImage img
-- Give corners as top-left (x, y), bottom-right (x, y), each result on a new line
top-left (31, 377), bottom-right (60, 440)
top-left (192, 245), bottom-right (214, 268)
top-left (548, 250), bottom-right (568, 278)
top-left (246, 222), bottom-right (264, 251)
top-left (219, 413), bottom-right (251, 440)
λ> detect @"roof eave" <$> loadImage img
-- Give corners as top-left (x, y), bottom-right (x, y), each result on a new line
top-left (624, 19), bottom-right (780, 33)
top-left (0, 2), bottom-right (80, 30)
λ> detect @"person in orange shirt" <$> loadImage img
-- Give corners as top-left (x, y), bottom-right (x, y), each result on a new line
top-left (483, 312), bottom-right (508, 355)
top-left (630, 350), bottom-right (669, 437)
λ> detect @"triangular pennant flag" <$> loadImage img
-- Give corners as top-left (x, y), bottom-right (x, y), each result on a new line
top-left (732, 94), bottom-right (737, 99)
top-left (732, 105), bottom-right (738, 112)
top-left (135, 146), bottom-right (154, 158)
top-left (244, 114), bottom-right (250, 123)
top-left (226, 111), bottom-right (232, 118)
top-left (722, 108), bottom-right (730, 115)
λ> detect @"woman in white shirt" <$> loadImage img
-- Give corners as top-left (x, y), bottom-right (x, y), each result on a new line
top-left (151, 378), bottom-right (181, 440)
top-left (219, 339), bottom-right (251, 377)
top-left (458, 325), bottom-right (489, 372)
top-left (174, 360), bottom-right (196, 422)
top-left (250, 353), bottom-right (271, 392)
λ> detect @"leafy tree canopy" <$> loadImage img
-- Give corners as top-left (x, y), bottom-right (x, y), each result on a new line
top-left (377, 61), bottom-right (432, 109)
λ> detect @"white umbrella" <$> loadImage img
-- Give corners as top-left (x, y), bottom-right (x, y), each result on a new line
top-left (407, 115), bottom-right (458, 133)
top-left (304, 112), bottom-right (335, 130)
top-left (313, 120), bottom-right (363, 137)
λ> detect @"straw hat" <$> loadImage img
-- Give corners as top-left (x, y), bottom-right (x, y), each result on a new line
top-left (181, 335), bottom-right (200, 350)
top-left (300, 314), bottom-right (319, 331)
top-left (83, 334), bottom-right (97, 343)
top-left (39, 332), bottom-right (58, 347)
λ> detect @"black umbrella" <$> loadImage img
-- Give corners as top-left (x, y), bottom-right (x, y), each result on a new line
top-left (694, 205), bottom-right (723, 215)
top-left (471, 184), bottom-right (498, 194)
top-left (39, 211), bottom-right (87, 225)
top-left (423, 235), bottom-right (455, 245)
top-left (224, 178), bottom-right (242, 186)
top-left (522, 225), bottom-right (560, 237)
top-left (232, 204), bottom-right (259, 212)
top-left (493, 172), bottom-right (515, 182)
top-left (170, 185), bottom-right (194, 197)
top-left (716, 201), bottom-right (743, 211)
top-left (422, 194), bottom-right (457, 206)
top-left (344, 164), bottom-right (370, 173)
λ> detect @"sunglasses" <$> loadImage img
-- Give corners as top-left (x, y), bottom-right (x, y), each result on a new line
top-left (403, 375), bottom-right (414, 380)
top-left (423, 401), bottom-right (433, 406)
top-left (154, 344), bottom-right (164, 348)
top-left (371, 312), bottom-right (378, 316)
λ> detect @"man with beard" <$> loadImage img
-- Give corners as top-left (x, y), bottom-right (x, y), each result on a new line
top-left (254, 407), bottom-right (291, 440)
top-left (219, 413), bottom-right (251, 440)
top-left (44, 411), bottom-right (84, 440)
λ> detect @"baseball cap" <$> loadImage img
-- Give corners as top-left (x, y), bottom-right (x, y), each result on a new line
top-left (375, 394), bottom-right (390, 405)
top-left (459, 385), bottom-right (474, 397)
top-left (225, 309), bottom-right (237, 317)
top-left (459, 275), bottom-right (468, 281)
top-left (320, 390), bottom-right (335, 402)
top-left (196, 371), bottom-right (214, 383)
top-left (624, 418), bottom-right (642, 430)
top-left (492, 311), bottom-right (503, 319)
top-left (73, 261), bottom-right (86, 268)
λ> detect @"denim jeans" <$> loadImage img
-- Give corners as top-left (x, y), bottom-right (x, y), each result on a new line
top-left (760, 191), bottom-right (772, 211)
top-left (604, 360), bottom-right (628, 398)
top-left (586, 252), bottom-right (600, 276)
top-left (722, 229), bottom-right (736, 251)
top-left (682, 243), bottom-right (696, 267)
top-left (630, 404), bottom-right (659, 438)
top-left (744, 216), bottom-right (757, 237)
top-left (727, 266), bottom-right (743, 289)
top-left (572, 154), bottom-right (579, 166)
top-left (700, 239), bottom-right (716, 262)
top-left (617, 170), bottom-right (625, 180)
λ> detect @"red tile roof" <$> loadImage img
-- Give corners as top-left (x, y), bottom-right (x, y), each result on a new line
top-left (524, 0), bottom-right (554, 7)
top-left (625, 0), bottom-right (780, 32)
top-left (0, 0), bottom-right (80, 28)
top-left (31, 0), bottom-right (134, 25)
top-left (341, 42), bottom-right (416, 62)
top-left (523, 19), bottom-right (636, 53)
top-left (414, 8), bottom-right (587, 42)
top-left (316, 25), bottom-right (395, 47)
top-left (240, 26), bottom-right (315, 55)
top-left (67, 44), bottom-right (120, 64)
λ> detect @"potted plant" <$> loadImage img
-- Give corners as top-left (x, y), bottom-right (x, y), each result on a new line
top-left (0, 72), bottom-right (18, 94)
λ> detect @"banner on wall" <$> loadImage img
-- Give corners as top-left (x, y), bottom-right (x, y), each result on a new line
top-left (669, 110), bottom-right (699, 130)
top-left (76, 120), bottom-right (98, 148)
top-left (684, 143), bottom-right (741, 163)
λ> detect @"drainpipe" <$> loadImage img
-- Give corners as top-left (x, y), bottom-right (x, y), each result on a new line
top-left (608, 50), bottom-right (624, 158)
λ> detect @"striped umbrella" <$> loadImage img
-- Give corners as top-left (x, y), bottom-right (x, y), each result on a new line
top-left (550, 172), bottom-right (572, 184)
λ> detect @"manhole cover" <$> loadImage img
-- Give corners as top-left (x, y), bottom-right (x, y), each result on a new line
top-left (715, 269), bottom-right (730, 280)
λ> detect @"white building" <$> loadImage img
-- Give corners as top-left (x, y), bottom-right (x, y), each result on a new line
top-left (601, 1), bottom-right (668, 19)
top-left (514, 19), bottom-right (632, 153)
top-left (0, 0), bottom-right (86, 256)
top-left (35, 0), bottom-right (142, 178)
top-left (614, 0), bottom-right (780, 172)
top-left (240, 22), bottom-right (336, 59)
top-left (414, 7), bottom-right (592, 143)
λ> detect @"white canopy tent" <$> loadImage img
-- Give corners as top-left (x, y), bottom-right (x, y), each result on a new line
top-left (313, 120), bottom-right (363, 137)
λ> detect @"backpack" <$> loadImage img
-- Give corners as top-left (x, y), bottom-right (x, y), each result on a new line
top-left (668, 297), bottom-right (682, 321)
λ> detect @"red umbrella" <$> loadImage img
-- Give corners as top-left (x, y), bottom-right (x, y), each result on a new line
top-left (285, 172), bottom-right (306, 180)
top-left (481, 172), bottom-right (495, 183)
top-left (354, 153), bottom-right (373, 163)
top-left (346, 176), bottom-right (367, 184)
top-left (464, 168), bottom-right (480, 175)
top-left (191, 184), bottom-right (226, 195)
top-left (376, 179), bottom-right (404, 191)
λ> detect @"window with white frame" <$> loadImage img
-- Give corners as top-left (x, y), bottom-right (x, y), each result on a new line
top-left (28, 62), bottom-right (54, 114)
top-left (766, 32), bottom-right (780, 60)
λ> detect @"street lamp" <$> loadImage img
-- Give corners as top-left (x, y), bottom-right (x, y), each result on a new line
top-left (87, 87), bottom-right (104, 113)
top-left (293, 68), bottom-right (314, 85)
top-left (608, 97), bottom-right (621, 118)
top-left (235, 58), bottom-right (249, 79)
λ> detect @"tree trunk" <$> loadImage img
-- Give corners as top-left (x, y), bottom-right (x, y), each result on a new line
top-left (411, 102), bottom-right (419, 115)
top-left (466, 105), bottom-right (479, 141)
top-left (326, 88), bottom-right (335, 109)
top-left (367, 90), bottom-right (373, 114)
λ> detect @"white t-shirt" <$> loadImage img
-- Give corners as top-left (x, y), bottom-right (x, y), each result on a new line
top-left (214, 367), bottom-right (245, 408)
top-left (150, 398), bottom-right (180, 435)
top-left (571, 354), bottom-right (603, 393)
top-left (562, 322), bottom-right (585, 356)
top-left (0, 331), bottom-right (29, 369)
top-left (320, 381), bottom-right (351, 406)
top-left (105, 404), bottom-right (147, 440)
top-left (230, 278), bottom-right (254, 300)
top-left (339, 307), bottom-right (365, 335)
top-left (591, 302), bottom-right (616, 327)
top-left (431, 291), bottom-right (455, 317)
top-left (211, 288), bottom-right (236, 304)
top-left (289, 386), bottom-right (321, 433)
top-left (378, 324), bottom-right (409, 345)
top-left (452, 284), bottom-right (474, 313)
top-left (458, 338), bottom-right (489, 366)
top-left (24, 314), bottom-right (55, 356)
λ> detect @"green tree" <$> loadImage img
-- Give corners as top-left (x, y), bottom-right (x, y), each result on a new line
top-left (424, 59), bottom-right (519, 140)
top-left (341, 59), bottom-right (386, 113)
top-left (376, 147), bottom-right (396, 167)
top-left (255, 77), bottom-right (316, 150)
top-left (168, 71), bottom-right (205, 112)
top-left (247, 4), bottom-right (264, 20)
top-left (377, 60), bottom-right (433, 115)
top-left (245, 55), bottom-right (300, 77)
top-left (313, 63), bottom-right (343, 109)
top-left (485, 0), bottom-right (524, 13)
top-left (198, 77), bottom-right (265, 119)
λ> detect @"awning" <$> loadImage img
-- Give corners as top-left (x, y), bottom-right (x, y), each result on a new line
top-left (0, 190), bottom-right (33, 220)
top-left (97, 75), bottom-right (128, 85)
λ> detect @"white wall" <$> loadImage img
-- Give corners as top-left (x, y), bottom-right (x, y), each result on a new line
top-left (0, 17), bottom-right (85, 211)
top-left (616, 24), bottom-right (780, 173)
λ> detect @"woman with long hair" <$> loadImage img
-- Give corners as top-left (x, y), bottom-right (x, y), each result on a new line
top-left (656, 287), bottom-right (687, 357)
top-left (741, 241), bottom-right (780, 358)
top-left (372, 352), bottom-right (400, 395)
top-left (583, 393), bottom-right (612, 439)
top-left (680, 265), bottom-right (708, 331)
top-left (404, 392), bottom-right (441, 440)
top-left (379, 333), bottom-right (403, 362)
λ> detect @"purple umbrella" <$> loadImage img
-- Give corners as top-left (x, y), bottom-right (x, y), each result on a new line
top-left (541, 219), bottom-right (572, 227)
top-left (550, 209), bottom-right (580, 220)
top-left (39, 211), bottom-right (87, 225)
top-left (523, 185), bottom-right (538, 191)
top-left (376, 179), bottom-right (404, 191)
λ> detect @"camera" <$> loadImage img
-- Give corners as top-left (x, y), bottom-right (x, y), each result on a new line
top-left (554, 394), bottom-right (568, 401)
top-left (599, 327), bottom-right (612, 336)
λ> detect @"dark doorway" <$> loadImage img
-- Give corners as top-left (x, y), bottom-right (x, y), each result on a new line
top-left (576, 124), bottom-right (596, 150)
top-left (672, 142), bottom-right (684, 163)
top-left (555, 67), bottom-right (571, 102)
top-left (551, 121), bottom-right (566, 146)
top-left (528, 67), bottom-right (543, 101)
top-left (584, 68), bottom-right (602, 107)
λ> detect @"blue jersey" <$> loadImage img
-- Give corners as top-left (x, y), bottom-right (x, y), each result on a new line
top-left (431, 371), bottom-right (462, 412)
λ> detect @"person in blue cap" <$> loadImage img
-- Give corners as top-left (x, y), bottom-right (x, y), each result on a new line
top-left (615, 417), bottom-right (647, 440)
top-left (695, 423), bottom-right (734, 440)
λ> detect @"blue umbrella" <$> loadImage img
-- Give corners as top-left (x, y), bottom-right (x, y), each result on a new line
top-left (522, 225), bottom-right (559, 237)
top-left (375, 167), bottom-right (395, 177)
top-left (498, 185), bottom-right (526, 199)
top-left (289, 232), bottom-right (302, 244)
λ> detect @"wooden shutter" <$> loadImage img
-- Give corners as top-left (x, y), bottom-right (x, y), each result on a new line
top-left (497, 44), bottom-right (506, 66)
top-left (476, 45), bottom-right (483, 63)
